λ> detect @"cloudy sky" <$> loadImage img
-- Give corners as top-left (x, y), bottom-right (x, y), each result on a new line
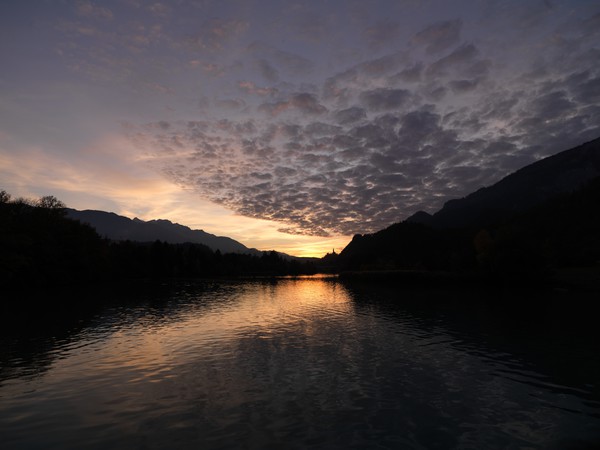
top-left (1, 0), bottom-right (599, 256)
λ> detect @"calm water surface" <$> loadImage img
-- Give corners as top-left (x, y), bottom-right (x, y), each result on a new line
top-left (1, 276), bottom-right (599, 449)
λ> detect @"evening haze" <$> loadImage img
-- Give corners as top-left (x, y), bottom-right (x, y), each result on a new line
top-left (1, 1), bottom-right (599, 256)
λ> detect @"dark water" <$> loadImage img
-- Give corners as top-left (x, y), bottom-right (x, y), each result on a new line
top-left (1, 276), bottom-right (599, 449)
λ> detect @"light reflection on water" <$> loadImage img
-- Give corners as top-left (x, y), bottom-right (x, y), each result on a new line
top-left (1, 277), bottom-right (599, 449)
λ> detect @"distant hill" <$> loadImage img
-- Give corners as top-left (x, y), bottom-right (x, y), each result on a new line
top-left (407, 137), bottom-right (600, 229)
top-left (1, 198), bottom-right (319, 287)
top-left (66, 209), bottom-right (262, 256)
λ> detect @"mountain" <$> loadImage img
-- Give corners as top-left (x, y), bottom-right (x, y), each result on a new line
top-left (407, 137), bottom-right (600, 229)
top-left (1, 200), bottom-right (319, 287)
top-left (404, 210), bottom-right (434, 227)
top-left (339, 137), bottom-right (600, 274)
top-left (66, 209), bottom-right (262, 255)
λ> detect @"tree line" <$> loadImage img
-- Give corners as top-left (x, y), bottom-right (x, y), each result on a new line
top-left (0, 191), bottom-right (317, 288)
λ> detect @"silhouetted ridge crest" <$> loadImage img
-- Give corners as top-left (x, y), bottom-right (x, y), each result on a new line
top-left (338, 137), bottom-right (600, 277)
top-left (429, 137), bottom-right (600, 229)
top-left (66, 209), bottom-right (259, 255)
top-left (0, 194), bottom-right (319, 287)
top-left (404, 210), bottom-right (434, 226)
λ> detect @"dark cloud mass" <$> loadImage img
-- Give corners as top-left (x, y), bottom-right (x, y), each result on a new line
top-left (359, 88), bottom-right (411, 111)
top-left (119, 2), bottom-right (600, 237)
top-left (334, 106), bottom-right (367, 125)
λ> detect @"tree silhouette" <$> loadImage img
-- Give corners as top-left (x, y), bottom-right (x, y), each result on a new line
top-left (0, 190), bottom-right (11, 203)
top-left (37, 195), bottom-right (66, 212)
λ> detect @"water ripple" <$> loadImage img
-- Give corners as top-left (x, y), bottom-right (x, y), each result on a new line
top-left (1, 279), bottom-right (600, 449)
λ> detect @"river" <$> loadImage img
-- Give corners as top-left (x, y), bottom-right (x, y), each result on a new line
top-left (1, 276), bottom-right (599, 449)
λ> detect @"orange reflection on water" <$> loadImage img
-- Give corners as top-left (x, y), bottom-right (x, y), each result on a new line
top-left (65, 278), bottom-right (355, 375)
top-left (14, 276), bottom-right (357, 426)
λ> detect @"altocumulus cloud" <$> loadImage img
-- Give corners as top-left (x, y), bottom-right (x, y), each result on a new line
top-left (127, 3), bottom-right (599, 237)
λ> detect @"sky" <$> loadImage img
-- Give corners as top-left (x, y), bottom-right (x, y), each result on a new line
top-left (1, 0), bottom-right (599, 257)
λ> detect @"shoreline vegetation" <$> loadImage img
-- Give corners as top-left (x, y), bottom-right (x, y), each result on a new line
top-left (2, 185), bottom-right (599, 294)
top-left (2, 139), bottom-right (600, 296)
top-left (338, 267), bottom-right (600, 292)
top-left (0, 191), bottom-right (320, 291)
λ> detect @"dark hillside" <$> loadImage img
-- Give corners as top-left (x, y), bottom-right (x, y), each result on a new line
top-left (409, 137), bottom-right (600, 229)
top-left (1, 193), bottom-right (317, 290)
top-left (338, 138), bottom-right (600, 283)
top-left (339, 223), bottom-right (473, 272)
top-left (0, 197), bottom-right (106, 286)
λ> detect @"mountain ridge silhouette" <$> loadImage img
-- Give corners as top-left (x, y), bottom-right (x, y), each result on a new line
top-left (339, 136), bottom-right (600, 275)
top-left (405, 137), bottom-right (600, 229)
top-left (66, 209), bottom-right (263, 256)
